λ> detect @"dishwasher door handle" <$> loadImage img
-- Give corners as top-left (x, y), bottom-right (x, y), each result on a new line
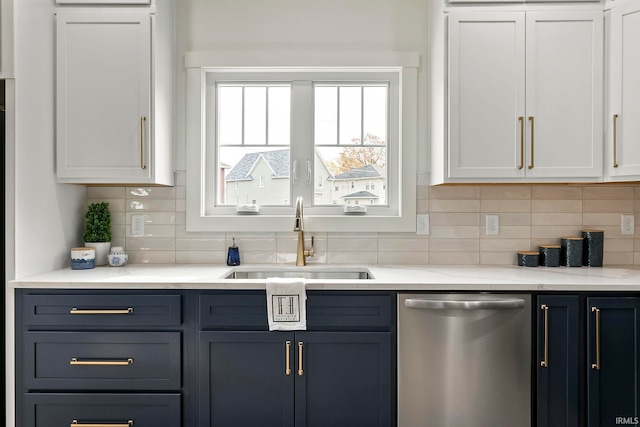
top-left (405, 298), bottom-right (526, 310)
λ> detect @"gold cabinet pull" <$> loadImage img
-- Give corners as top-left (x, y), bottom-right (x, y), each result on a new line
top-left (592, 307), bottom-right (601, 370)
top-left (71, 420), bottom-right (133, 427)
top-left (140, 116), bottom-right (147, 170)
top-left (613, 114), bottom-right (619, 168)
top-left (518, 116), bottom-right (525, 170)
top-left (70, 307), bottom-right (133, 315)
top-left (528, 116), bottom-right (535, 169)
top-left (285, 340), bottom-right (292, 376)
top-left (540, 304), bottom-right (549, 368)
top-left (70, 358), bottom-right (133, 366)
top-left (298, 341), bottom-right (304, 376)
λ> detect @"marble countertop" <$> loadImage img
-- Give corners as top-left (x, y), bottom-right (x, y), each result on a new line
top-left (9, 264), bottom-right (640, 291)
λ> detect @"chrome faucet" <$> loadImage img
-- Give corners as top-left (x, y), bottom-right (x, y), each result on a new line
top-left (294, 196), bottom-right (315, 266)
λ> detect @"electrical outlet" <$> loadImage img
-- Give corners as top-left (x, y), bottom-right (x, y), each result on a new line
top-left (621, 214), bottom-right (635, 235)
top-left (132, 214), bottom-right (145, 236)
top-left (486, 214), bottom-right (499, 235)
top-left (417, 214), bottom-right (430, 235)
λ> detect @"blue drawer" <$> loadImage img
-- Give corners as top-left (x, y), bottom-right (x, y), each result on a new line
top-left (199, 291), bottom-right (394, 331)
top-left (24, 331), bottom-right (181, 391)
top-left (23, 294), bottom-right (181, 326)
top-left (23, 393), bottom-right (180, 427)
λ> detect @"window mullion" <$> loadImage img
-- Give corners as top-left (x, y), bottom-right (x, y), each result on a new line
top-left (290, 80), bottom-right (314, 205)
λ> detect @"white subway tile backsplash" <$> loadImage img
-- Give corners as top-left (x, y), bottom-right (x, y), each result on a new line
top-left (86, 182), bottom-right (640, 268)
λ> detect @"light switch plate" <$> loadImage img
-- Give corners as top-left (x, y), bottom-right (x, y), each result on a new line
top-left (621, 214), bottom-right (635, 235)
top-left (132, 214), bottom-right (145, 236)
top-left (417, 214), bottom-right (429, 235)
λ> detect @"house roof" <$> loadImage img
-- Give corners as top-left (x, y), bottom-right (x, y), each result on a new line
top-left (332, 164), bottom-right (384, 180)
top-left (342, 191), bottom-right (379, 199)
top-left (225, 149), bottom-right (290, 182)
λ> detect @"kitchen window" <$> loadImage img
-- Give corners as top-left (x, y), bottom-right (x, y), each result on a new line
top-left (185, 52), bottom-right (418, 232)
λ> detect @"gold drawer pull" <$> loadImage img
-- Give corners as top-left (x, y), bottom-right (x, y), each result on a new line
top-left (71, 421), bottom-right (133, 427)
top-left (540, 304), bottom-right (549, 368)
top-left (140, 116), bottom-right (147, 170)
top-left (298, 341), bottom-right (304, 376)
top-left (70, 308), bottom-right (133, 315)
top-left (592, 307), bottom-right (601, 370)
top-left (285, 340), bottom-right (292, 376)
top-left (70, 358), bottom-right (133, 366)
top-left (613, 114), bottom-right (619, 168)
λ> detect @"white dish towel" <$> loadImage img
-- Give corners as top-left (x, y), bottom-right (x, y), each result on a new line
top-left (266, 277), bottom-right (307, 331)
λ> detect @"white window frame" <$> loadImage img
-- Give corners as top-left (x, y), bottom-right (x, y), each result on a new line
top-left (185, 51), bottom-right (418, 232)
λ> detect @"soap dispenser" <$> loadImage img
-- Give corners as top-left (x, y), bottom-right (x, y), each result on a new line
top-left (226, 237), bottom-right (241, 266)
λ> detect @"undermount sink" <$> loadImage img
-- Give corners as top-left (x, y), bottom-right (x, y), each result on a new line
top-left (225, 268), bottom-right (373, 280)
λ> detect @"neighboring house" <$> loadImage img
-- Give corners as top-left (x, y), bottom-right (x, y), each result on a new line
top-left (342, 190), bottom-right (379, 205)
top-left (224, 149), bottom-right (385, 206)
top-left (225, 149), bottom-right (290, 205)
top-left (314, 151), bottom-right (335, 205)
top-left (331, 165), bottom-right (386, 205)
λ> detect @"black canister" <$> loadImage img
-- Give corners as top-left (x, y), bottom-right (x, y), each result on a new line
top-left (582, 229), bottom-right (604, 267)
top-left (517, 251), bottom-right (540, 267)
top-left (539, 245), bottom-right (561, 267)
top-left (561, 237), bottom-right (584, 267)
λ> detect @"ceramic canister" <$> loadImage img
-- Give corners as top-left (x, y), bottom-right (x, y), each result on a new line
top-left (561, 237), bottom-right (584, 267)
top-left (582, 229), bottom-right (604, 267)
top-left (71, 247), bottom-right (95, 270)
top-left (517, 251), bottom-right (540, 267)
top-left (539, 245), bottom-right (561, 267)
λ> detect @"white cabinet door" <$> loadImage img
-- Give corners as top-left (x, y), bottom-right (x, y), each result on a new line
top-left (448, 13), bottom-right (526, 179)
top-left (0, 0), bottom-right (14, 78)
top-left (446, 10), bottom-right (603, 182)
top-left (525, 11), bottom-right (603, 179)
top-left (606, 1), bottom-right (640, 180)
top-left (56, 11), bottom-right (153, 183)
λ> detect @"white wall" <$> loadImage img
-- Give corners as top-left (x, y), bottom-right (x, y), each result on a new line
top-left (174, 0), bottom-right (430, 172)
top-left (13, 0), bottom-right (85, 279)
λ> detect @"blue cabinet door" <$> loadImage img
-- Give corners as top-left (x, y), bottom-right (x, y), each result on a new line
top-left (537, 296), bottom-right (580, 427)
top-left (198, 331), bottom-right (295, 427)
top-left (588, 297), bottom-right (640, 427)
top-left (294, 332), bottom-right (393, 427)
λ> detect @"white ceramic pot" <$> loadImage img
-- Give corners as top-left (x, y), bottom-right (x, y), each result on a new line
top-left (85, 241), bottom-right (111, 266)
top-left (108, 246), bottom-right (129, 267)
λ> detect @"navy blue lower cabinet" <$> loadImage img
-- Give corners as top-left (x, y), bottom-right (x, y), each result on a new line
top-left (198, 331), bottom-right (296, 427)
top-left (537, 296), bottom-right (580, 427)
top-left (198, 331), bottom-right (392, 427)
top-left (23, 393), bottom-right (181, 427)
top-left (587, 297), bottom-right (640, 427)
top-left (294, 332), bottom-right (392, 427)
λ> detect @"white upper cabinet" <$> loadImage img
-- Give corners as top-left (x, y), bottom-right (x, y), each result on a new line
top-left (605, 0), bottom-right (640, 180)
top-left (0, 0), bottom-right (14, 78)
top-left (448, 12), bottom-right (526, 179)
top-left (524, 11), bottom-right (603, 179)
top-left (55, 1), bottom-right (174, 185)
top-left (442, 10), bottom-right (603, 183)
top-left (56, 0), bottom-right (151, 4)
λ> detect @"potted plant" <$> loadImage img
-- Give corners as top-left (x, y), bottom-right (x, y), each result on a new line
top-left (83, 201), bottom-right (112, 266)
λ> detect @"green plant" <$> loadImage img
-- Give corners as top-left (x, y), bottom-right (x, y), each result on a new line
top-left (83, 202), bottom-right (112, 243)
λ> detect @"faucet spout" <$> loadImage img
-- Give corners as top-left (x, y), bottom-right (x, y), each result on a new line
top-left (294, 196), bottom-right (304, 231)
top-left (294, 197), bottom-right (314, 266)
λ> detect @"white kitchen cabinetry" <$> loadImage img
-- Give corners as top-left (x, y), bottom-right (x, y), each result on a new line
top-left (605, 0), bottom-right (640, 181)
top-left (441, 10), bottom-right (603, 183)
top-left (57, 0), bottom-right (150, 4)
top-left (0, 0), bottom-right (14, 78)
top-left (55, 1), bottom-right (174, 185)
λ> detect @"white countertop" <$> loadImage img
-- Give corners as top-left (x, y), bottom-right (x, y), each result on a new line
top-left (9, 264), bottom-right (640, 291)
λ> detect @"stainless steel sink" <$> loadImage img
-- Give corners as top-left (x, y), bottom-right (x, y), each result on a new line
top-left (225, 268), bottom-right (373, 280)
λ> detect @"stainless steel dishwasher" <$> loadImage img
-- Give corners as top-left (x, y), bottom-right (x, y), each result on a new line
top-left (398, 293), bottom-right (532, 427)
